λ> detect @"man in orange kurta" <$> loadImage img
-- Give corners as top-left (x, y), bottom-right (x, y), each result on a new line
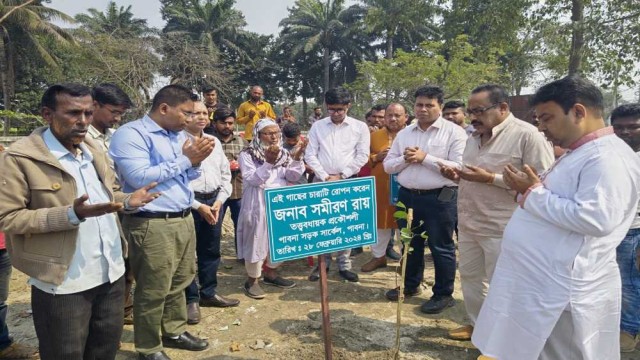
top-left (362, 103), bottom-right (408, 272)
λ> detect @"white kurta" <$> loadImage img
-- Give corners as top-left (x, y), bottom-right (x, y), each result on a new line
top-left (472, 130), bottom-right (640, 360)
top-left (236, 152), bottom-right (305, 263)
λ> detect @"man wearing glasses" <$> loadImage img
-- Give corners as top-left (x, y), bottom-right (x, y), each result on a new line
top-left (110, 85), bottom-right (214, 359)
top-left (88, 83), bottom-right (132, 155)
top-left (439, 84), bottom-right (553, 341)
top-left (305, 87), bottom-right (370, 283)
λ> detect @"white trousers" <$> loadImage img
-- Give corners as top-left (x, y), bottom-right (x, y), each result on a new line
top-left (245, 256), bottom-right (281, 278)
top-left (458, 230), bottom-right (502, 325)
top-left (370, 229), bottom-right (393, 258)
top-left (538, 309), bottom-right (620, 360)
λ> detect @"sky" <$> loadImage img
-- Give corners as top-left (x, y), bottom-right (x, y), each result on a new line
top-left (49, 0), bottom-right (301, 35)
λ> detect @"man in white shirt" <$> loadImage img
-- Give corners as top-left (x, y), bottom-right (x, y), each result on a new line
top-left (383, 85), bottom-right (467, 314)
top-left (473, 76), bottom-right (640, 360)
top-left (305, 87), bottom-right (370, 283)
top-left (440, 84), bottom-right (554, 341)
top-left (611, 103), bottom-right (640, 352)
top-left (184, 101), bottom-right (238, 325)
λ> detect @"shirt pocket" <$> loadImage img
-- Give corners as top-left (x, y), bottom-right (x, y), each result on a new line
top-left (482, 152), bottom-right (522, 173)
top-left (23, 232), bottom-right (65, 258)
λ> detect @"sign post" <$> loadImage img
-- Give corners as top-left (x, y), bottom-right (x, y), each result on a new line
top-left (264, 177), bottom-right (377, 360)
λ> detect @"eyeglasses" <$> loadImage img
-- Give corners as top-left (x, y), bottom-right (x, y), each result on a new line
top-left (180, 110), bottom-right (195, 117)
top-left (467, 104), bottom-right (499, 116)
top-left (260, 130), bottom-right (281, 137)
top-left (327, 108), bottom-right (347, 114)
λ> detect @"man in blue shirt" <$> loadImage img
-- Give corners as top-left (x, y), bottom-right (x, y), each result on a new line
top-left (110, 85), bottom-right (214, 360)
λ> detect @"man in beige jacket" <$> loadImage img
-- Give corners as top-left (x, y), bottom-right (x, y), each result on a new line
top-left (0, 83), bottom-right (157, 360)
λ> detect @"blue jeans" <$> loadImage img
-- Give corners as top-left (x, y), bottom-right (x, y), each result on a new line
top-left (617, 228), bottom-right (640, 336)
top-left (185, 198), bottom-right (223, 303)
top-left (221, 198), bottom-right (241, 255)
top-left (0, 250), bottom-right (12, 350)
top-left (396, 187), bottom-right (457, 296)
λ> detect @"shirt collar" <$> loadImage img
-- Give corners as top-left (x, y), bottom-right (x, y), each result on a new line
top-left (43, 128), bottom-right (93, 162)
top-left (325, 116), bottom-right (354, 127)
top-left (411, 116), bottom-right (445, 132)
top-left (142, 114), bottom-right (169, 134)
top-left (87, 125), bottom-right (114, 140)
top-left (567, 126), bottom-right (614, 150)
top-left (487, 113), bottom-right (514, 138)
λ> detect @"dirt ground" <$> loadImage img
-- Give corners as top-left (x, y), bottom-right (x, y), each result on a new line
top-left (5, 214), bottom-right (640, 360)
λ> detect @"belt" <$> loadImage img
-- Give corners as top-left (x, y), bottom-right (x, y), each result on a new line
top-left (400, 186), bottom-right (457, 195)
top-left (194, 188), bottom-right (221, 200)
top-left (131, 208), bottom-right (191, 219)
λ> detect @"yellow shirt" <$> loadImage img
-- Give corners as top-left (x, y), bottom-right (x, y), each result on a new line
top-left (236, 100), bottom-right (276, 140)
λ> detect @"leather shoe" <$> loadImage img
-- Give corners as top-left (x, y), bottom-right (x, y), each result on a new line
top-left (162, 331), bottom-right (208, 351)
top-left (200, 294), bottom-right (240, 308)
top-left (187, 302), bottom-right (200, 325)
top-left (308, 266), bottom-right (328, 282)
top-left (338, 269), bottom-right (359, 282)
top-left (448, 325), bottom-right (473, 341)
top-left (385, 286), bottom-right (422, 301)
top-left (138, 351), bottom-right (171, 360)
top-left (361, 256), bottom-right (387, 272)
top-left (420, 295), bottom-right (455, 314)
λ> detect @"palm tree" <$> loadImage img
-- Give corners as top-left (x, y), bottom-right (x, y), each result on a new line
top-left (279, 0), bottom-right (371, 93)
top-left (162, 0), bottom-right (248, 61)
top-left (359, 0), bottom-right (438, 59)
top-left (75, 1), bottom-right (153, 38)
top-left (0, 0), bottom-right (74, 134)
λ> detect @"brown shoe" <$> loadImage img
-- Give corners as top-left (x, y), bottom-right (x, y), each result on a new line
top-left (361, 256), bottom-right (387, 272)
top-left (187, 302), bottom-right (200, 325)
top-left (477, 356), bottom-right (496, 360)
top-left (448, 325), bottom-right (473, 341)
top-left (0, 342), bottom-right (38, 359)
top-left (200, 294), bottom-right (240, 308)
top-left (621, 331), bottom-right (638, 352)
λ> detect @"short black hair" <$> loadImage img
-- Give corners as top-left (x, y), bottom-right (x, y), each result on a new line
top-left (530, 75), bottom-right (604, 115)
top-left (364, 110), bottom-right (372, 119)
top-left (325, 87), bottom-right (352, 105)
top-left (371, 104), bottom-right (386, 112)
top-left (611, 103), bottom-right (640, 124)
top-left (92, 83), bottom-right (133, 108)
top-left (313, 106), bottom-right (322, 111)
top-left (41, 83), bottom-right (92, 110)
top-left (471, 84), bottom-right (510, 105)
top-left (414, 85), bottom-right (444, 104)
top-left (282, 122), bottom-right (301, 138)
top-left (201, 85), bottom-right (217, 94)
top-left (443, 100), bottom-right (466, 111)
top-left (213, 106), bottom-right (236, 122)
top-left (150, 84), bottom-right (198, 112)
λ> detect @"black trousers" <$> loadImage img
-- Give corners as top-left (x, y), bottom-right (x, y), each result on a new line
top-left (397, 187), bottom-right (457, 297)
top-left (32, 276), bottom-right (125, 360)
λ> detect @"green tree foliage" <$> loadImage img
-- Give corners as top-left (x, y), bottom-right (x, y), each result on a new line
top-left (537, 0), bottom-right (640, 88)
top-left (75, 1), bottom-right (153, 38)
top-left (0, 0), bottom-right (74, 134)
top-left (349, 36), bottom-right (503, 111)
top-left (359, 0), bottom-right (439, 59)
top-left (279, 0), bottom-right (372, 93)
